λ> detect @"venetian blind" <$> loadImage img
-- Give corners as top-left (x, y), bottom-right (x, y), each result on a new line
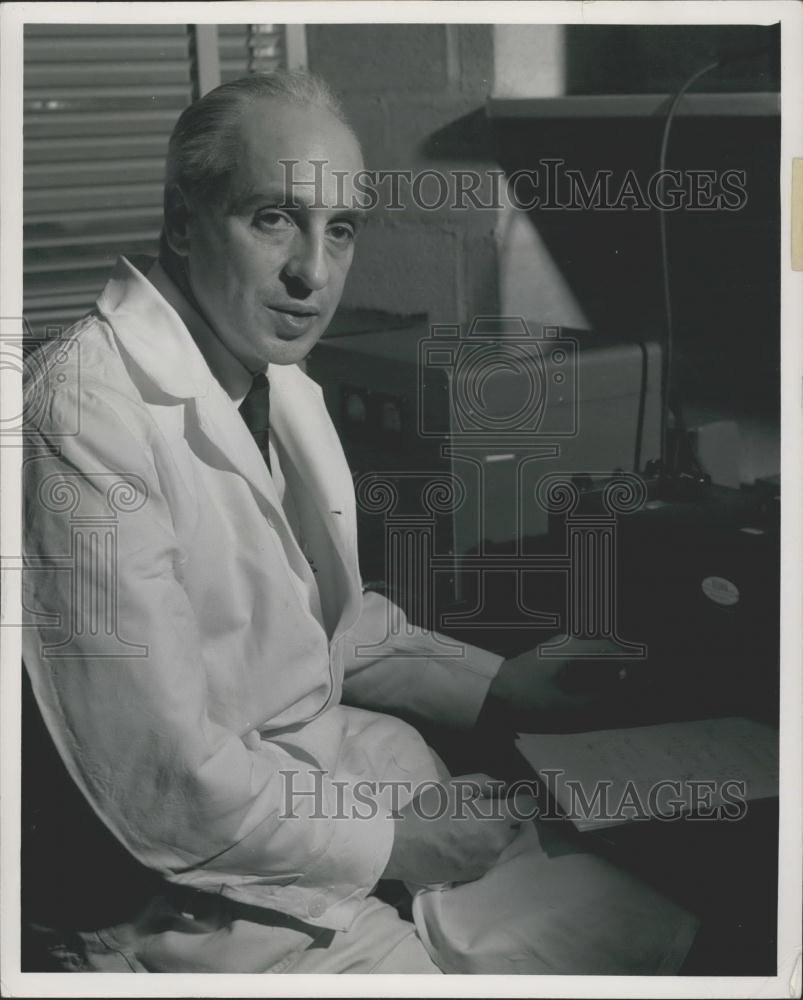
top-left (23, 23), bottom-right (288, 336)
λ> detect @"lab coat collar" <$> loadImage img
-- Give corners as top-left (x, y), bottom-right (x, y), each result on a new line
top-left (145, 258), bottom-right (253, 406)
top-left (96, 255), bottom-right (288, 513)
top-left (96, 256), bottom-right (213, 401)
top-left (96, 256), bottom-right (363, 638)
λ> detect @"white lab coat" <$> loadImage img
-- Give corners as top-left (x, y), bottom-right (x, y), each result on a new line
top-left (21, 256), bottom-right (502, 937)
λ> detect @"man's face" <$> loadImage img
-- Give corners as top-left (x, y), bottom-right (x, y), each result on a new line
top-left (183, 98), bottom-right (364, 370)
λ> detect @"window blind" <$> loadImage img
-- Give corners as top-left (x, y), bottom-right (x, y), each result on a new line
top-left (23, 23), bottom-right (289, 336)
top-left (220, 23), bottom-right (286, 80)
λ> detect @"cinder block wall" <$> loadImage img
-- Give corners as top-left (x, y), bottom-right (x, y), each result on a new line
top-left (307, 24), bottom-right (499, 326)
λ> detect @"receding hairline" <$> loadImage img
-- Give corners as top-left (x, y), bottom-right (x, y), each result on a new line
top-left (164, 70), bottom-right (361, 207)
top-left (234, 92), bottom-right (361, 151)
top-left (218, 96), bottom-right (365, 214)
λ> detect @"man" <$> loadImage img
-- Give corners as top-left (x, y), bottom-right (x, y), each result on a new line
top-left (21, 71), bottom-right (682, 975)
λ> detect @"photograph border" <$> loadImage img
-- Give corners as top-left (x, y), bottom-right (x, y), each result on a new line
top-left (1, 2), bottom-right (800, 997)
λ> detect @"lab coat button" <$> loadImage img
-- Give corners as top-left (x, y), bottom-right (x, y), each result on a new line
top-left (308, 897), bottom-right (327, 918)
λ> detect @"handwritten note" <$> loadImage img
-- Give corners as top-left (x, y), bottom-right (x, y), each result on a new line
top-left (516, 717), bottom-right (778, 831)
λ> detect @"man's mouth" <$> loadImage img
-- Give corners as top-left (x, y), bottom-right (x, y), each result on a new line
top-left (268, 305), bottom-right (320, 317)
top-left (265, 304), bottom-right (321, 338)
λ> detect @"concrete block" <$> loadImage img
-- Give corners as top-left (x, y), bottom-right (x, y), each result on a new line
top-left (307, 25), bottom-right (448, 94)
top-left (462, 231), bottom-right (501, 318)
top-left (381, 94), bottom-right (490, 166)
top-left (342, 219), bottom-right (463, 325)
top-left (339, 95), bottom-right (387, 169)
top-left (493, 25), bottom-right (567, 97)
top-left (457, 25), bottom-right (495, 94)
top-left (372, 95), bottom-right (503, 228)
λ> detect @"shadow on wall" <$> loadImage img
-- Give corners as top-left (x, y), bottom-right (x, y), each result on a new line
top-left (562, 24), bottom-right (780, 94)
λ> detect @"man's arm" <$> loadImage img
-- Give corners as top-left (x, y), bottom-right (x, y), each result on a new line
top-left (339, 589), bottom-right (504, 729)
top-left (341, 590), bottom-right (624, 729)
top-left (22, 378), bottom-right (393, 930)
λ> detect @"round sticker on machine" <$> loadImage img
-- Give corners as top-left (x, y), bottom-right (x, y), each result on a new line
top-left (701, 576), bottom-right (740, 606)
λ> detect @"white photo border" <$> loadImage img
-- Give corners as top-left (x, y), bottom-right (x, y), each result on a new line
top-left (1, 2), bottom-right (800, 998)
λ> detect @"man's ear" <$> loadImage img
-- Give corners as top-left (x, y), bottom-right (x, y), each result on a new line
top-left (163, 183), bottom-right (192, 257)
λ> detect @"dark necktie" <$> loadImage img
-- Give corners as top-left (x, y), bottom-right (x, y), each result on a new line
top-left (239, 372), bottom-right (272, 473)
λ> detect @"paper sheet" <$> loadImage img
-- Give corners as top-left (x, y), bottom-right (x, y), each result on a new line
top-left (516, 716), bottom-right (778, 831)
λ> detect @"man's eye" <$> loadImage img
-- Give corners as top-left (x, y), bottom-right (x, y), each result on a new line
top-left (327, 223), bottom-right (356, 244)
top-left (254, 211), bottom-right (294, 231)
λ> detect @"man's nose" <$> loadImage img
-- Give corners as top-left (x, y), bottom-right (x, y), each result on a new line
top-left (283, 231), bottom-right (329, 292)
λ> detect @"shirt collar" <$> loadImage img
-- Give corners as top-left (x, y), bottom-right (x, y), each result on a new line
top-left (146, 258), bottom-right (258, 407)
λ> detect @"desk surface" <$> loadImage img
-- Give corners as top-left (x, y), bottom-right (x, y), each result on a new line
top-left (411, 484), bottom-right (780, 976)
top-left (414, 704), bottom-right (779, 977)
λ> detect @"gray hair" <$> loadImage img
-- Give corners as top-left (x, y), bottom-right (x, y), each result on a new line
top-left (164, 69), bottom-right (353, 208)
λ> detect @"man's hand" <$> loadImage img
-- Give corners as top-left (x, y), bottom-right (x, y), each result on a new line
top-left (487, 635), bottom-right (633, 715)
top-left (382, 773), bottom-right (526, 885)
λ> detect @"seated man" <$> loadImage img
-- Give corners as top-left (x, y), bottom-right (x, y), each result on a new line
top-left (21, 70), bottom-right (689, 975)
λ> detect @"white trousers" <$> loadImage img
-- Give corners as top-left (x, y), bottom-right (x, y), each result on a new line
top-left (43, 820), bottom-right (698, 976)
top-left (61, 890), bottom-right (440, 974)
